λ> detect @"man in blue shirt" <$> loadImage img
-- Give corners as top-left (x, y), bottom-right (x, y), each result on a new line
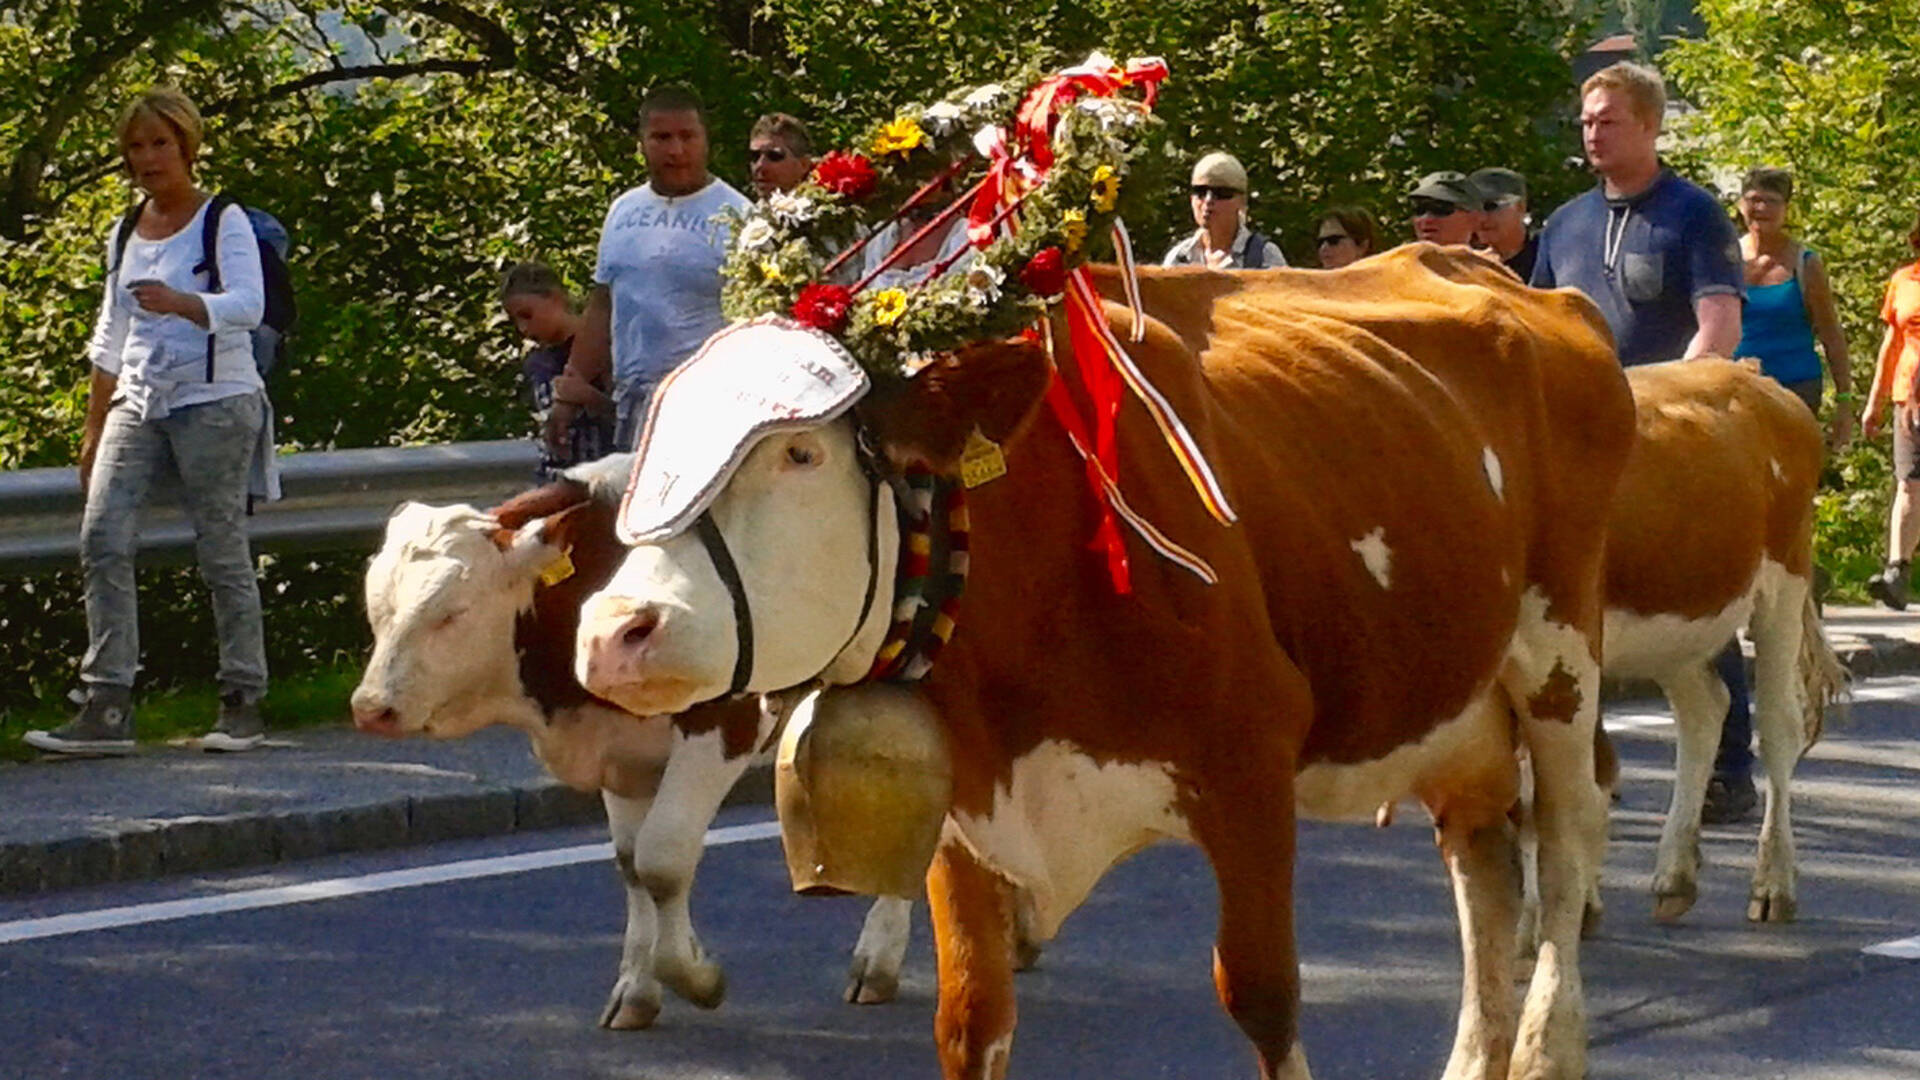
top-left (1532, 61), bottom-right (1758, 823)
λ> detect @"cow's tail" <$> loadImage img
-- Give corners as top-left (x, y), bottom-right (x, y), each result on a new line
top-left (1797, 586), bottom-right (1849, 756)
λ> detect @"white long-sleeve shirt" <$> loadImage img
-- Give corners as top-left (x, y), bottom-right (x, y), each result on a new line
top-left (89, 198), bottom-right (264, 416)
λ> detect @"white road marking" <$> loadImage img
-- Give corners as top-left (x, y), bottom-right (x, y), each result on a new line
top-left (1864, 935), bottom-right (1920, 960)
top-left (0, 819), bottom-right (782, 946)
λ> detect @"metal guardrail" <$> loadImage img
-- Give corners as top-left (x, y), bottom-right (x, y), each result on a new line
top-left (0, 440), bottom-right (543, 574)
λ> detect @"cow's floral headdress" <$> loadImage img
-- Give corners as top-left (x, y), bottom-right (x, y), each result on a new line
top-left (720, 54), bottom-right (1167, 383)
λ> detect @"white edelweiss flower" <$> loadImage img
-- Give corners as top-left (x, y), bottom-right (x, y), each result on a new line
top-left (736, 217), bottom-right (777, 251)
top-left (924, 100), bottom-right (965, 135)
top-left (765, 190), bottom-right (816, 228)
top-left (964, 262), bottom-right (1005, 309)
top-left (963, 83), bottom-right (1005, 108)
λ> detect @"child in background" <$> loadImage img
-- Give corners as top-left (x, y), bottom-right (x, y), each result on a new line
top-left (500, 263), bottom-right (614, 480)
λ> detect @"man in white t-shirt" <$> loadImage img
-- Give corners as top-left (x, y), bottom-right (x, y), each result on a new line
top-left (553, 86), bottom-right (749, 450)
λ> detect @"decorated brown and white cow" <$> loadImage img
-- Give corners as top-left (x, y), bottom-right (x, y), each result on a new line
top-left (1604, 359), bottom-right (1845, 924)
top-left (575, 246), bottom-right (1637, 1080)
top-left (349, 457), bottom-right (917, 1029)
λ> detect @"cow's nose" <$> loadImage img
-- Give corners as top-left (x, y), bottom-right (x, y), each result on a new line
top-left (349, 688), bottom-right (400, 735)
top-left (578, 601), bottom-right (663, 696)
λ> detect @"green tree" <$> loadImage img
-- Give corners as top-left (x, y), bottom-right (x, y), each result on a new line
top-left (1665, 0), bottom-right (1920, 593)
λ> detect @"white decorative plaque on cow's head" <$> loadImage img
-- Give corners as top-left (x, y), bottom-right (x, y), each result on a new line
top-left (619, 317), bottom-right (870, 544)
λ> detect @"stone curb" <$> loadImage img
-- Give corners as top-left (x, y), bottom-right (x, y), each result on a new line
top-left (0, 766), bottom-right (774, 898)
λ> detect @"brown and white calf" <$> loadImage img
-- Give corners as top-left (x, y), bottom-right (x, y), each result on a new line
top-left (576, 247), bottom-right (1638, 1079)
top-left (349, 458), bottom-right (914, 1029)
top-left (1605, 359), bottom-right (1845, 923)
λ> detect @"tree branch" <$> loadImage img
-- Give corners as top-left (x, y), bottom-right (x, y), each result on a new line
top-left (210, 57), bottom-right (504, 114)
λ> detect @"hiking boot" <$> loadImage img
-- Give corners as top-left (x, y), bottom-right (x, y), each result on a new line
top-left (200, 691), bottom-right (266, 752)
top-left (1867, 560), bottom-right (1909, 611)
top-left (24, 688), bottom-right (136, 756)
top-left (1701, 773), bottom-right (1758, 825)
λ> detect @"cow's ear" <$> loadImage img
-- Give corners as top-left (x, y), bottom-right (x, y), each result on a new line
top-left (858, 338), bottom-right (1051, 472)
top-left (498, 501), bottom-right (614, 582)
top-left (491, 478), bottom-right (592, 532)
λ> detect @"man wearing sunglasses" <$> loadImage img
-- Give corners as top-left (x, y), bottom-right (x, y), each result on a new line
top-left (1407, 171), bottom-right (1483, 246)
top-left (748, 113), bottom-right (814, 199)
top-left (1469, 166), bottom-right (1538, 280)
top-left (1162, 152), bottom-right (1286, 270)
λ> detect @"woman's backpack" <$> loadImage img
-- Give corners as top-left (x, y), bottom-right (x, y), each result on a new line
top-left (109, 194), bottom-right (297, 379)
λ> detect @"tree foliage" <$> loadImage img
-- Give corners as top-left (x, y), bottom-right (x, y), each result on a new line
top-left (0, 0), bottom-right (1595, 704)
top-left (1666, 0), bottom-right (1920, 595)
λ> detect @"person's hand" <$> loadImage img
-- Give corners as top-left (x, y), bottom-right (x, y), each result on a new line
top-left (127, 280), bottom-right (190, 317)
top-left (1829, 407), bottom-right (1856, 453)
top-left (551, 372), bottom-right (598, 406)
top-left (542, 401), bottom-right (579, 456)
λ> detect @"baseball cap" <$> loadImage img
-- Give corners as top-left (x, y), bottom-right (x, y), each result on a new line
top-left (1468, 167), bottom-right (1527, 207)
top-left (1407, 171), bottom-right (1482, 210)
top-left (1191, 152), bottom-right (1249, 193)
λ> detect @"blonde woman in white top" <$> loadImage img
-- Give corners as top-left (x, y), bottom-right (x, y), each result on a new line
top-left (26, 87), bottom-right (270, 756)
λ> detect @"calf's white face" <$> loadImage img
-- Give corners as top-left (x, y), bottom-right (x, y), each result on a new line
top-left (353, 502), bottom-right (556, 737)
top-left (578, 420), bottom-right (879, 716)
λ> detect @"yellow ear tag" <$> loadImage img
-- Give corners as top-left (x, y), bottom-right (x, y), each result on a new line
top-left (959, 429), bottom-right (1008, 489)
top-left (538, 549), bottom-right (576, 587)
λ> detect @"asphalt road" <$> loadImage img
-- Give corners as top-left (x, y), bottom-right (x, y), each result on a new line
top-left (3, 680), bottom-right (1917, 1080)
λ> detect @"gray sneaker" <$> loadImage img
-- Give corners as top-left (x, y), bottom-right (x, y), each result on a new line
top-left (24, 688), bottom-right (136, 756)
top-left (1867, 560), bottom-right (1909, 611)
top-left (201, 691), bottom-right (266, 753)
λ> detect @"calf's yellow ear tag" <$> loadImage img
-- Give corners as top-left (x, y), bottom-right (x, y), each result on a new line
top-left (960, 429), bottom-right (1007, 489)
top-left (538, 548), bottom-right (576, 587)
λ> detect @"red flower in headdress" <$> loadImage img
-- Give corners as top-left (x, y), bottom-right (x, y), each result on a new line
top-left (791, 282), bottom-right (854, 333)
top-left (1019, 246), bottom-right (1068, 297)
top-left (814, 152), bottom-right (878, 201)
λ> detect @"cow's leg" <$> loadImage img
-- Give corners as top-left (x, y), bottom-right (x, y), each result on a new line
top-left (1748, 576), bottom-right (1809, 923)
top-left (847, 896), bottom-right (913, 1004)
top-left (603, 790), bottom-right (666, 1030)
top-left (1440, 815), bottom-right (1521, 1080)
top-left (928, 838), bottom-right (1019, 1080)
top-left (1503, 612), bottom-right (1603, 1080)
top-left (631, 726), bottom-right (754, 1010)
top-left (1649, 661), bottom-right (1725, 922)
top-left (1193, 790), bottom-right (1311, 1080)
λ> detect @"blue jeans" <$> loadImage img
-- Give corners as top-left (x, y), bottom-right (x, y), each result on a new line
top-left (80, 393), bottom-right (269, 700)
top-left (1711, 639), bottom-right (1753, 777)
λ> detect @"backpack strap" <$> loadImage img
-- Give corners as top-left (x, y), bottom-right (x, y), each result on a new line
top-left (1241, 229), bottom-right (1267, 270)
top-left (196, 194), bottom-right (236, 381)
top-left (108, 200), bottom-right (148, 277)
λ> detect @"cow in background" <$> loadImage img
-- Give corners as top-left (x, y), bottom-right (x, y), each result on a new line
top-left (349, 457), bottom-right (914, 1029)
top-left (578, 247), bottom-right (1637, 1079)
top-left (1605, 360), bottom-right (1846, 923)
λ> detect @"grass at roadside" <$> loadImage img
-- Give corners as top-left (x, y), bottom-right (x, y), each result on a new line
top-left (0, 664), bottom-right (360, 763)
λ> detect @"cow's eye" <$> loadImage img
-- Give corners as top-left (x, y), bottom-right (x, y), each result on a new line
top-left (786, 443), bottom-right (817, 467)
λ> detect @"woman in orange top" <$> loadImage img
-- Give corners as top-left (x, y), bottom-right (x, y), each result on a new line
top-left (1861, 207), bottom-right (1920, 607)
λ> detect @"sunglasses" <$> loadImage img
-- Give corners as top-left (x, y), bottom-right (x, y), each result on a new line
top-left (1190, 184), bottom-right (1242, 201)
top-left (749, 147), bottom-right (790, 163)
top-left (1411, 198), bottom-right (1466, 217)
top-left (1317, 233), bottom-right (1352, 247)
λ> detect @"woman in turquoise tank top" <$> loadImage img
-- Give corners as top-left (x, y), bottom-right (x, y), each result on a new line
top-left (1735, 167), bottom-right (1854, 448)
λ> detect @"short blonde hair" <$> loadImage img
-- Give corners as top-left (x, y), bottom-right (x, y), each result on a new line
top-left (115, 86), bottom-right (204, 164)
top-left (1581, 62), bottom-right (1666, 128)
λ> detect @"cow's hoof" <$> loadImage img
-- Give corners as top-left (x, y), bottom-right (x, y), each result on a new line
top-left (845, 956), bottom-right (899, 1004)
top-left (1747, 891), bottom-right (1796, 923)
top-left (664, 961), bottom-right (727, 1010)
top-left (600, 976), bottom-right (662, 1031)
top-left (1652, 891), bottom-right (1696, 923)
top-left (1651, 874), bottom-right (1697, 923)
